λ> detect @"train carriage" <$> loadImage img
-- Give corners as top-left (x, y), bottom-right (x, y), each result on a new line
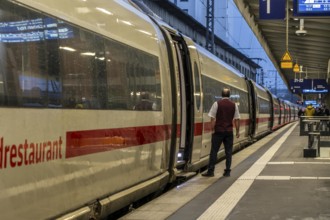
top-left (283, 101), bottom-right (290, 124)
top-left (0, 0), bottom-right (175, 219)
top-left (270, 94), bottom-right (281, 130)
top-left (289, 102), bottom-right (298, 122)
top-left (247, 80), bottom-right (272, 139)
top-left (194, 45), bottom-right (251, 170)
top-left (278, 99), bottom-right (285, 126)
top-left (0, 0), bottom-right (297, 219)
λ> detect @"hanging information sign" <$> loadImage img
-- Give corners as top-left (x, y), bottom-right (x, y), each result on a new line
top-left (281, 51), bottom-right (293, 69)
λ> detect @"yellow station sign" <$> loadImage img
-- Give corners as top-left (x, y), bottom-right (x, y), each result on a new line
top-left (281, 51), bottom-right (292, 62)
top-left (281, 50), bottom-right (293, 69)
top-left (293, 64), bottom-right (300, 72)
top-left (281, 61), bottom-right (293, 69)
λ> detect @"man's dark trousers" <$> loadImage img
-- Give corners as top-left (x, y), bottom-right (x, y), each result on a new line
top-left (208, 131), bottom-right (233, 174)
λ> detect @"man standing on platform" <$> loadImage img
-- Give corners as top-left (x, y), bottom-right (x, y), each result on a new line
top-left (202, 88), bottom-right (240, 177)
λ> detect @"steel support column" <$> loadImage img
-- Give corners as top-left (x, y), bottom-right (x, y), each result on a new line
top-left (205, 0), bottom-right (214, 53)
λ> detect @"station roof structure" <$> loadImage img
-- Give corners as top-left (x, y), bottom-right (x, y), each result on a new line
top-left (233, 0), bottom-right (330, 86)
top-left (142, 0), bottom-right (262, 70)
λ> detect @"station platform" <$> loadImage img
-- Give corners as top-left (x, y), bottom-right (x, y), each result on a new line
top-left (120, 122), bottom-right (330, 220)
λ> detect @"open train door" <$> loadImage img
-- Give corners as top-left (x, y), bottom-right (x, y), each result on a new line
top-left (266, 89), bottom-right (274, 129)
top-left (181, 37), bottom-right (203, 170)
top-left (147, 18), bottom-right (195, 176)
top-left (169, 33), bottom-right (195, 168)
top-left (246, 79), bottom-right (257, 139)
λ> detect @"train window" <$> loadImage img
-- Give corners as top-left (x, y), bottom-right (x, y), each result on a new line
top-left (238, 93), bottom-right (246, 113)
top-left (60, 25), bottom-right (161, 110)
top-left (230, 88), bottom-right (248, 114)
top-left (202, 76), bottom-right (249, 114)
top-left (274, 103), bottom-right (280, 115)
top-left (0, 1), bottom-right (161, 110)
top-left (60, 31), bottom-right (106, 109)
top-left (104, 40), bottom-right (161, 111)
top-left (202, 76), bottom-right (220, 112)
top-left (258, 98), bottom-right (270, 114)
top-left (0, 3), bottom-right (63, 107)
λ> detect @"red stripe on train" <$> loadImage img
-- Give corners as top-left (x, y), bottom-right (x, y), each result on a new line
top-left (203, 118), bottom-right (250, 133)
top-left (66, 123), bottom-right (205, 158)
top-left (66, 125), bottom-right (172, 158)
top-left (66, 117), bottom-right (266, 158)
top-left (256, 117), bottom-right (271, 123)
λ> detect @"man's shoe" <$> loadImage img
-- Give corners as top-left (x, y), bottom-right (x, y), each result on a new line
top-left (202, 172), bottom-right (214, 177)
top-left (223, 170), bottom-right (231, 177)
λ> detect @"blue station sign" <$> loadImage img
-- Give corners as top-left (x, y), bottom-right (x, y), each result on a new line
top-left (259, 0), bottom-right (286, 19)
top-left (290, 79), bottom-right (329, 94)
top-left (290, 78), bottom-right (307, 93)
top-left (293, 0), bottom-right (330, 16)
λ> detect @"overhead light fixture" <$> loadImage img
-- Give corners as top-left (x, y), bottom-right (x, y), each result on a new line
top-left (81, 52), bottom-right (95, 56)
top-left (59, 46), bottom-right (76, 52)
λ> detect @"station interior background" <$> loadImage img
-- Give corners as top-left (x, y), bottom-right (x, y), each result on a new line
top-left (144, 0), bottom-right (330, 109)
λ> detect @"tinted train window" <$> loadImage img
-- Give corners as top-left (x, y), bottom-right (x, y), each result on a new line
top-left (202, 76), bottom-right (222, 112)
top-left (274, 103), bottom-right (280, 115)
top-left (0, 2), bottom-right (161, 110)
top-left (238, 90), bottom-right (249, 114)
top-left (202, 75), bottom-right (248, 114)
top-left (0, 3), bottom-right (64, 107)
top-left (104, 40), bottom-right (161, 110)
top-left (258, 98), bottom-right (270, 114)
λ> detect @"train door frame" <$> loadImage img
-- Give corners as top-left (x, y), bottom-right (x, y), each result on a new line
top-left (181, 37), bottom-right (203, 168)
top-left (151, 21), bottom-right (194, 174)
top-left (277, 98), bottom-right (282, 125)
top-left (170, 34), bottom-right (195, 166)
top-left (173, 42), bottom-right (188, 149)
top-left (246, 79), bottom-right (257, 139)
top-left (266, 90), bottom-right (274, 129)
top-left (154, 25), bottom-right (179, 179)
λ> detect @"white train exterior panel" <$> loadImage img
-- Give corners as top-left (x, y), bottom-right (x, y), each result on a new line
top-left (0, 108), bottom-right (170, 219)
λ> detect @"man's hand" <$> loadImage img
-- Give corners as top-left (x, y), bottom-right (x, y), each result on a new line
top-left (234, 119), bottom-right (240, 138)
top-left (210, 117), bottom-right (216, 134)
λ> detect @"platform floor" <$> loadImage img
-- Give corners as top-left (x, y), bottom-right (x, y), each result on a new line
top-left (120, 122), bottom-right (330, 220)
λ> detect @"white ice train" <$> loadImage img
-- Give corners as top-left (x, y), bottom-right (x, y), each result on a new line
top-left (0, 0), bottom-right (298, 219)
